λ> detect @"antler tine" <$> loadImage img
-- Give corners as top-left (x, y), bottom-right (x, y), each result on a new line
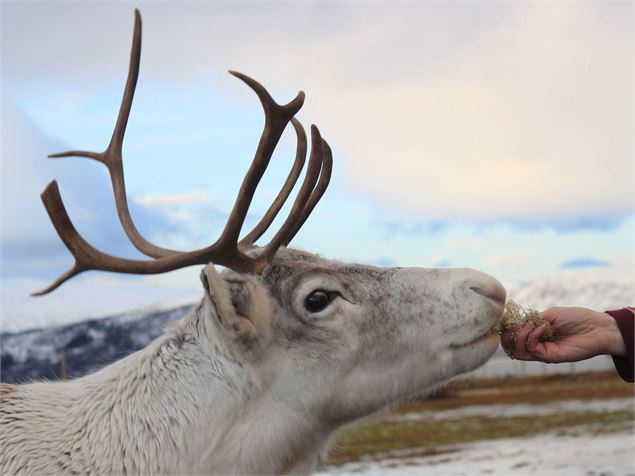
top-left (48, 150), bottom-right (102, 160)
top-left (32, 266), bottom-right (83, 297)
top-left (258, 125), bottom-right (325, 262)
top-left (48, 10), bottom-right (179, 260)
top-left (34, 181), bottom-right (255, 296)
top-left (216, 72), bottom-right (304, 250)
top-left (50, 8), bottom-right (141, 163)
top-left (240, 118), bottom-right (307, 246)
top-left (32, 181), bottom-right (104, 296)
top-left (109, 8), bottom-right (142, 158)
top-left (32, 180), bottom-right (158, 296)
top-left (284, 138), bottom-right (333, 245)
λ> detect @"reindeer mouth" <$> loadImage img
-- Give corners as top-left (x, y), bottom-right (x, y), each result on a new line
top-left (449, 327), bottom-right (498, 349)
top-left (447, 284), bottom-right (505, 350)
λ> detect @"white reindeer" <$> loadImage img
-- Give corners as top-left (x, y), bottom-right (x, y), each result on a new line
top-left (0, 11), bottom-right (506, 475)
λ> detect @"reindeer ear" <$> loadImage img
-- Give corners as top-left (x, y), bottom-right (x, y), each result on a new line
top-left (200, 265), bottom-right (240, 327)
top-left (200, 265), bottom-right (269, 356)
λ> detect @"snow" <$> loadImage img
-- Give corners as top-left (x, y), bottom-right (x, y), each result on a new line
top-left (318, 426), bottom-right (635, 476)
top-left (506, 264), bottom-right (634, 311)
top-left (388, 398), bottom-right (634, 422)
top-left (467, 354), bottom-right (615, 379)
top-left (318, 397), bottom-right (635, 475)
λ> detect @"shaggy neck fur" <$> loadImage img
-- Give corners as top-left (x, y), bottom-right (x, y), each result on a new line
top-left (1, 304), bottom-right (326, 475)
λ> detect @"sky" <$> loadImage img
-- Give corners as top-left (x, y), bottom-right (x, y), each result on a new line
top-left (1, 1), bottom-right (633, 329)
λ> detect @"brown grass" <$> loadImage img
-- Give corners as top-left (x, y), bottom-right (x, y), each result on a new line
top-left (323, 371), bottom-right (634, 467)
top-left (397, 371), bottom-right (633, 412)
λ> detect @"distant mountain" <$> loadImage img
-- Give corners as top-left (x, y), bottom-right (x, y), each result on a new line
top-left (1, 305), bottom-right (193, 384)
top-left (1, 265), bottom-right (632, 384)
top-left (507, 265), bottom-right (633, 311)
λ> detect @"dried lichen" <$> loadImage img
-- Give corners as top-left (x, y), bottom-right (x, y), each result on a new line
top-left (496, 300), bottom-right (554, 342)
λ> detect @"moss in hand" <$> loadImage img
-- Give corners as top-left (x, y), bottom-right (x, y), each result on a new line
top-left (496, 300), bottom-right (554, 342)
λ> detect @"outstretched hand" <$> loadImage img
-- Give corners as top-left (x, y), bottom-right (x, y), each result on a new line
top-left (500, 306), bottom-right (626, 363)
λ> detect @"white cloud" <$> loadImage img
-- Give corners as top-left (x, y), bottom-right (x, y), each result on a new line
top-left (4, 2), bottom-right (629, 224)
top-left (301, 3), bottom-right (632, 222)
top-left (134, 191), bottom-right (212, 207)
top-left (0, 275), bottom-right (200, 333)
top-left (0, 99), bottom-right (179, 278)
top-left (445, 238), bottom-right (488, 250)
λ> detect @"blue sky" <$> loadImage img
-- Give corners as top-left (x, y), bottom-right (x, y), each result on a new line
top-left (1, 1), bottom-right (632, 327)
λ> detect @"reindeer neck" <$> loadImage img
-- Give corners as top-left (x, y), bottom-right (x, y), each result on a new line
top-left (198, 387), bottom-right (328, 474)
top-left (68, 310), bottom-right (326, 474)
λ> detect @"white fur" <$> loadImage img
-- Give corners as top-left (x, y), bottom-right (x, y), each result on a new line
top-left (1, 250), bottom-right (505, 474)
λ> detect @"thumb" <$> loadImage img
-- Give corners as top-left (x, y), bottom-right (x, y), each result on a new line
top-left (540, 307), bottom-right (562, 324)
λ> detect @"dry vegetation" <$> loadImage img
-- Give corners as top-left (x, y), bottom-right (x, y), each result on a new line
top-left (496, 299), bottom-right (554, 342)
top-left (324, 371), bottom-right (633, 466)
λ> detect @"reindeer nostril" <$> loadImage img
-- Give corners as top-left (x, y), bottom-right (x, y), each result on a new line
top-left (470, 285), bottom-right (506, 306)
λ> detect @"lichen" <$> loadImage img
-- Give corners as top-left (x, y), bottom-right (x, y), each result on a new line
top-left (496, 300), bottom-right (554, 342)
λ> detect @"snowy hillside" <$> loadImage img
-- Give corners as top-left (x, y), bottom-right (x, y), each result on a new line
top-left (506, 265), bottom-right (633, 311)
top-left (1, 305), bottom-right (193, 383)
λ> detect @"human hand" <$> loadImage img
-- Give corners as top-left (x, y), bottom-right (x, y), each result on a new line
top-left (500, 306), bottom-right (626, 363)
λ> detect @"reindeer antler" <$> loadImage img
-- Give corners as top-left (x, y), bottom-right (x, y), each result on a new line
top-left (34, 9), bottom-right (332, 296)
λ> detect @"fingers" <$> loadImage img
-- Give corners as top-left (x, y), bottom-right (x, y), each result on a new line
top-left (501, 322), bottom-right (554, 363)
top-left (526, 323), bottom-right (554, 362)
top-left (500, 327), bottom-right (517, 358)
top-left (500, 322), bottom-right (534, 360)
top-left (527, 323), bottom-right (550, 350)
top-left (511, 321), bottom-right (535, 360)
top-left (540, 307), bottom-right (560, 321)
top-left (500, 321), bottom-right (551, 362)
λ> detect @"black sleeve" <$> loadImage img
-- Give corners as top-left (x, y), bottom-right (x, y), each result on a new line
top-left (605, 308), bottom-right (634, 383)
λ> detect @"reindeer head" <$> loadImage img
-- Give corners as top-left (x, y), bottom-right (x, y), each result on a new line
top-left (197, 249), bottom-right (504, 426)
top-left (36, 9), bottom-right (504, 425)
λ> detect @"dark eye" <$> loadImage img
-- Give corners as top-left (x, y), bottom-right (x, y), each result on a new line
top-left (304, 290), bottom-right (331, 313)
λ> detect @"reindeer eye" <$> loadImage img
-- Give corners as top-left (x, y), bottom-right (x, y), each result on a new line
top-left (304, 290), bottom-right (331, 312)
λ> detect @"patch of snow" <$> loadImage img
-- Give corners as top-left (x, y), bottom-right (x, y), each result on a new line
top-left (388, 398), bottom-right (634, 422)
top-left (319, 426), bottom-right (635, 475)
top-left (468, 354), bottom-right (615, 378)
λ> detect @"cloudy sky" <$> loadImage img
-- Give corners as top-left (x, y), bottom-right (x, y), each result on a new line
top-left (1, 1), bottom-right (632, 329)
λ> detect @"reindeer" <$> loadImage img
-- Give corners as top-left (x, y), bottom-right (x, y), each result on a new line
top-left (0, 10), bottom-right (506, 475)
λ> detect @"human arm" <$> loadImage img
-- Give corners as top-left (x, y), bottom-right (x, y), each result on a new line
top-left (500, 306), bottom-right (633, 381)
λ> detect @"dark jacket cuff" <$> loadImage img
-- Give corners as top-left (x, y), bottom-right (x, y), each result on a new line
top-left (605, 308), bottom-right (634, 383)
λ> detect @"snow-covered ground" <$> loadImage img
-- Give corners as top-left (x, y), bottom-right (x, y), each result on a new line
top-left (467, 354), bottom-right (615, 379)
top-left (318, 427), bottom-right (635, 476)
top-left (319, 398), bottom-right (635, 476)
top-left (387, 398), bottom-right (633, 422)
